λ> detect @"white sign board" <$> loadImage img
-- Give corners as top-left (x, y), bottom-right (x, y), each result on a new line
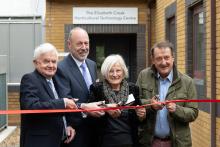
top-left (0, 0), bottom-right (45, 18)
top-left (73, 7), bottom-right (138, 24)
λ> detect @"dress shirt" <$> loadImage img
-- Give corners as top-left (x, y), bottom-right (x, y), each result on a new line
top-left (154, 70), bottom-right (173, 138)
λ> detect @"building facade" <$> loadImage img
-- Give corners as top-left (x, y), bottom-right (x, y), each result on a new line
top-left (44, 0), bottom-right (220, 146)
top-left (6, 0), bottom-right (220, 146)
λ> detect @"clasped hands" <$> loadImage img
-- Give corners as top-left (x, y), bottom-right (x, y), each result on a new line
top-left (63, 98), bottom-right (78, 109)
top-left (151, 96), bottom-right (177, 113)
top-left (82, 101), bottom-right (147, 120)
top-left (63, 98), bottom-right (105, 117)
top-left (63, 98), bottom-right (146, 120)
top-left (96, 102), bottom-right (146, 120)
top-left (81, 102), bottom-right (122, 118)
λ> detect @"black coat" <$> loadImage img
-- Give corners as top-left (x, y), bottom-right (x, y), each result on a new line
top-left (20, 70), bottom-right (66, 147)
top-left (89, 81), bottom-right (141, 147)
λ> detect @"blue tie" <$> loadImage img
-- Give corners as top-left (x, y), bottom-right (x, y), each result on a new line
top-left (80, 63), bottom-right (92, 89)
top-left (48, 80), bottom-right (67, 140)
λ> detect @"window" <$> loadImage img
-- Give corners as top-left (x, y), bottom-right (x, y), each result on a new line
top-left (187, 4), bottom-right (206, 99)
top-left (165, 2), bottom-right (176, 61)
top-left (167, 16), bottom-right (176, 60)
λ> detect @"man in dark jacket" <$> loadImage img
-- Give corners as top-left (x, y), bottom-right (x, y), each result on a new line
top-left (136, 41), bottom-right (198, 147)
top-left (20, 43), bottom-right (76, 147)
top-left (57, 27), bottom-right (104, 147)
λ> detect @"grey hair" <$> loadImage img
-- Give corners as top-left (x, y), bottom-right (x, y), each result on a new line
top-left (151, 40), bottom-right (174, 57)
top-left (101, 54), bottom-right (128, 79)
top-left (68, 27), bottom-right (89, 41)
top-left (33, 43), bottom-right (58, 60)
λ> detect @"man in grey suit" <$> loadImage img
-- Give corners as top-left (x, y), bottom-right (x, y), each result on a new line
top-left (57, 27), bottom-right (104, 147)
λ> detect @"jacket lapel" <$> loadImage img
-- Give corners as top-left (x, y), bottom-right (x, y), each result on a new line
top-left (34, 70), bottom-right (55, 99)
top-left (66, 55), bottom-right (88, 90)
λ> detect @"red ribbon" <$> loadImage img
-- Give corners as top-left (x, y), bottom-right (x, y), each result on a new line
top-left (0, 99), bottom-right (220, 115)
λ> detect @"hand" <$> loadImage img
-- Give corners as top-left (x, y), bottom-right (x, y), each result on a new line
top-left (166, 102), bottom-right (177, 113)
top-left (151, 96), bottom-right (164, 110)
top-left (105, 103), bottom-right (121, 118)
top-left (64, 126), bottom-right (76, 144)
top-left (63, 98), bottom-right (78, 109)
top-left (135, 107), bottom-right (146, 121)
top-left (81, 101), bottom-right (105, 117)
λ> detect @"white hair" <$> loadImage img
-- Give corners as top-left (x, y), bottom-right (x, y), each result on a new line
top-left (101, 54), bottom-right (128, 79)
top-left (33, 43), bottom-right (58, 60)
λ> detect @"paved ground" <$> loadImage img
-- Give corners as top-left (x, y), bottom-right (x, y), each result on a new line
top-left (0, 127), bottom-right (20, 147)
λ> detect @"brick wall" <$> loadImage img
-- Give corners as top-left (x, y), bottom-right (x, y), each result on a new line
top-left (46, 0), bottom-right (148, 52)
top-left (7, 0), bottom-right (220, 146)
top-left (176, 0), bottom-right (186, 73)
top-left (191, 111), bottom-right (211, 147)
top-left (8, 90), bottom-right (20, 126)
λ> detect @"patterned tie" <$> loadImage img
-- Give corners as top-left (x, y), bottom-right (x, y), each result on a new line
top-left (48, 80), bottom-right (67, 140)
top-left (80, 62), bottom-right (92, 89)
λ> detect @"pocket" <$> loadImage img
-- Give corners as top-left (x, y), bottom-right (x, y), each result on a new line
top-left (141, 84), bottom-right (154, 101)
top-left (175, 93), bottom-right (187, 99)
top-left (175, 125), bottom-right (191, 146)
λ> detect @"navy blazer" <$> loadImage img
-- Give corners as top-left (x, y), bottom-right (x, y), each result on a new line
top-left (56, 54), bottom-right (97, 147)
top-left (20, 70), bottom-right (66, 147)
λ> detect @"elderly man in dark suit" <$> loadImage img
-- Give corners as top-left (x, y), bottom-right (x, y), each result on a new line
top-left (57, 27), bottom-right (104, 147)
top-left (20, 43), bottom-right (76, 147)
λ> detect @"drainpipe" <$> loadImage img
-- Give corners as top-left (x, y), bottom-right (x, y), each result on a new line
top-left (147, 5), bottom-right (152, 66)
top-left (147, 0), bottom-right (155, 66)
top-left (210, 0), bottom-right (216, 146)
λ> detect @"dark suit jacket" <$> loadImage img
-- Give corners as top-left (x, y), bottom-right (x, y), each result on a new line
top-left (56, 54), bottom-right (97, 147)
top-left (20, 70), bottom-right (66, 147)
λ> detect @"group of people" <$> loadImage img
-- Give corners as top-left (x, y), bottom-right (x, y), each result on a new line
top-left (20, 27), bottom-right (198, 147)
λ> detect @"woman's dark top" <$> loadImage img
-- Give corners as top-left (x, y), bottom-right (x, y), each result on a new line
top-left (89, 81), bottom-right (141, 147)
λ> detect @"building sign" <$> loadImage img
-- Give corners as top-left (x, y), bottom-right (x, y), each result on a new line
top-left (73, 7), bottom-right (138, 24)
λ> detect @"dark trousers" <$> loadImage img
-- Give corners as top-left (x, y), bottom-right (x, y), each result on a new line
top-left (60, 125), bottom-right (90, 147)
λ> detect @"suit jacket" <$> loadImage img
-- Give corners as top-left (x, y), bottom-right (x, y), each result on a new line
top-left (56, 54), bottom-right (97, 147)
top-left (20, 70), bottom-right (66, 147)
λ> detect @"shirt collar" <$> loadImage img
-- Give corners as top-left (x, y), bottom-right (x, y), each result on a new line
top-left (70, 54), bottom-right (85, 68)
top-left (46, 78), bottom-right (53, 82)
top-left (157, 69), bottom-right (173, 82)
